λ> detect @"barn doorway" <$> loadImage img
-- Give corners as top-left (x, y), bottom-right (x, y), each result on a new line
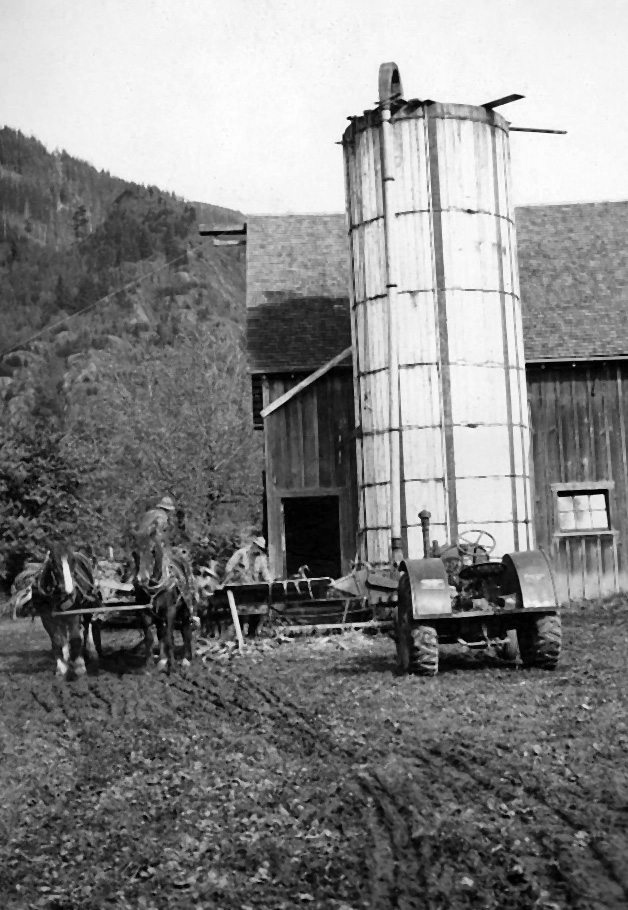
top-left (283, 496), bottom-right (342, 579)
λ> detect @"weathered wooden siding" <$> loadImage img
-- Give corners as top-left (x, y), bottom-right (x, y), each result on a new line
top-left (528, 362), bottom-right (628, 602)
top-left (263, 368), bottom-right (358, 579)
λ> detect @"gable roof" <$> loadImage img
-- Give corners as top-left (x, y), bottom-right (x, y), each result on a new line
top-left (516, 201), bottom-right (628, 361)
top-left (246, 202), bottom-right (628, 373)
top-left (247, 297), bottom-right (351, 373)
top-left (246, 214), bottom-right (349, 308)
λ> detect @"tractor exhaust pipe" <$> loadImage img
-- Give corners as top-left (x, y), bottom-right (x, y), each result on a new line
top-left (419, 510), bottom-right (431, 559)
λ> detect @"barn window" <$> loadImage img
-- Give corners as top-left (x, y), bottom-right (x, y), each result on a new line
top-left (552, 482), bottom-right (614, 535)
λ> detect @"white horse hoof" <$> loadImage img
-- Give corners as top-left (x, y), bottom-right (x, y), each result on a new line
top-left (181, 658), bottom-right (191, 669)
top-left (74, 657), bottom-right (87, 676)
top-left (55, 661), bottom-right (68, 677)
top-left (157, 658), bottom-right (168, 672)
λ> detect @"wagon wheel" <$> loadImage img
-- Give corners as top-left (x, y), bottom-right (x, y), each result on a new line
top-left (457, 529), bottom-right (497, 562)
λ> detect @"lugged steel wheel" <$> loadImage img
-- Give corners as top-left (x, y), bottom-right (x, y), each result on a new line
top-left (395, 573), bottom-right (414, 673)
top-left (410, 624), bottom-right (439, 676)
top-left (518, 614), bottom-right (562, 670)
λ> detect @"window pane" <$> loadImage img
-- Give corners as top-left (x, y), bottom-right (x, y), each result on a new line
top-left (557, 496), bottom-right (572, 512)
top-left (590, 509), bottom-right (609, 530)
top-left (558, 510), bottom-right (576, 531)
top-left (573, 495), bottom-right (589, 513)
top-left (575, 508), bottom-right (593, 530)
top-left (589, 493), bottom-right (606, 512)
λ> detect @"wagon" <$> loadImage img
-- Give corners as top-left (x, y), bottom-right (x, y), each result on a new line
top-left (206, 576), bottom-right (372, 645)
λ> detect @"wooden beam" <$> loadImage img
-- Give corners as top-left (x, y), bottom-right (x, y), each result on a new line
top-left (482, 93), bottom-right (524, 110)
top-left (260, 347), bottom-right (352, 419)
top-left (198, 224), bottom-right (247, 236)
top-left (279, 620), bottom-right (394, 634)
top-left (227, 588), bottom-right (245, 652)
top-left (510, 127), bottom-right (567, 134)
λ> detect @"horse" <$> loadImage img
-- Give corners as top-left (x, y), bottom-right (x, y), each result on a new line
top-left (31, 543), bottom-right (103, 679)
top-left (132, 534), bottom-right (197, 673)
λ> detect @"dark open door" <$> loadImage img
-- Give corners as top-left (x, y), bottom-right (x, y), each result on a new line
top-left (283, 496), bottom-right (341, 578)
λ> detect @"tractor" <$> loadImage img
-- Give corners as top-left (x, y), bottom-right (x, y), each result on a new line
top-left (395, 511), bottom-right (562, 676)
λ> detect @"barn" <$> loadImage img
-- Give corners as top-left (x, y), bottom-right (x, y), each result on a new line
top-left (243, 200), bottom-right (628, 604)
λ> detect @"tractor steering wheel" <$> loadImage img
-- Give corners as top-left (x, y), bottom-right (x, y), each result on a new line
top-left (457, 529), bottom-right (497, 558)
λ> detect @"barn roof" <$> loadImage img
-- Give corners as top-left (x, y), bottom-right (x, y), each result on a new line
top-left (246, 202), bottom-right (628, 373)
top-left (517, 201), bottom-right (628, 361)
top-left (247, 297), bottom-right (351, 373)
top-left (246, 214), bottom-right (349, 308)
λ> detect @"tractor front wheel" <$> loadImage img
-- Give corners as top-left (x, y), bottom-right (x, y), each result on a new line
top-left (518, 614), bottom-right (562, 670)
top-left (396, 574), bottom-right (440, 676)
top-left (410, 624), bottom-right (439, 676)
top-left (395, 574), bottom-right (414, 673)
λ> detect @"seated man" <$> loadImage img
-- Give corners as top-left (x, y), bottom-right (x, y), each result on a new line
top-left (223, 536), bottom-right (272, 585)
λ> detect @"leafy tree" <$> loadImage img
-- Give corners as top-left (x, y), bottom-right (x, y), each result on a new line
top-left (0, 423), bottom-right (86, 586)
top-left (65, 320), bottom-right (262, 552)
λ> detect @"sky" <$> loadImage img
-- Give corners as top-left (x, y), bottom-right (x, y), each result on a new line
top-left (1, 0), bottom-right (627, 215)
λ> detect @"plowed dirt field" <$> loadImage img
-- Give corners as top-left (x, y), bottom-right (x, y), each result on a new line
top-left (2, 600), bottom-right (628, 910)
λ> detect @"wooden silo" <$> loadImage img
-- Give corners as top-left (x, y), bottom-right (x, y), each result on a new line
top-left (342, 64), bottom-right (533, 568)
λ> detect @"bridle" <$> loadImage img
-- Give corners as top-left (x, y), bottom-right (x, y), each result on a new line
top-left (36, 551), bottom-right (78, 611)
top-left (134, 541), bottom-right (179, 603)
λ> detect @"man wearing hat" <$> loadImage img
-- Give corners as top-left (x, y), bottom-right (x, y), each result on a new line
top-left (223, 535), bottom-right (272, 585)
top-left (136, 494), bottom-right (176, 545)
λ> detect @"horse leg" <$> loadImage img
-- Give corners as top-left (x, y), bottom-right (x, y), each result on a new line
top-left (92, 620), bottom-right (103, 659)
top-left (156, 596), bottom-right (176, 673)
top-left (82, 616), bottom-right (100, 668)
top-left (181, 601), bottom-right (194, 668)
top-left (139, 610), bottom-right (156, 664)
top-left (40, 611), bottom-right (69, 677)
top-left (69, 617), bottom-right (86, 677)
top-left (247, 613), bottom-right (262, 639)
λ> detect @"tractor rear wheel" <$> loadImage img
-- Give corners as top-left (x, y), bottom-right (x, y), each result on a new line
top-left (410, 624), bottom-right (439, 676)
top-left (518, 614), bottom-right (562, 670)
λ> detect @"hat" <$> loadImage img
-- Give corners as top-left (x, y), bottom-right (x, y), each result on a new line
top-left (252, 536), bottom-right (266, 550)
top-left (157, 495), bottom-right (175, 512)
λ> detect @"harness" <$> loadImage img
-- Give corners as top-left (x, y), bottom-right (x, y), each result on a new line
top-left (135, 551), bottom-right (192, 616)
top-left (34, 552), bottom-right (96, 613)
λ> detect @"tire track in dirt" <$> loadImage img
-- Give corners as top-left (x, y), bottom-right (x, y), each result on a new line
top-left (355, 768), bottom-right (429, 910)
top-left (211, 667), bottom-right (628, 910)
top-left (14, 654), bottom-right (627, 909)
top-left (420, 742), bottom-right (628, 909)
top-left (161, 668), bottom-right (576, 908)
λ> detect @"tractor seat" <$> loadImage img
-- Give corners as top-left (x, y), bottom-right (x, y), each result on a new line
top-left (459, 561), bottom-right (506, 581)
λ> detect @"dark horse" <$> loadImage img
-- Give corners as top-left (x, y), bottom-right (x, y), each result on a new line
top-left (132, 535), bottom-right (197, 673)
top-left (31, 543), bottom-right (103, 679)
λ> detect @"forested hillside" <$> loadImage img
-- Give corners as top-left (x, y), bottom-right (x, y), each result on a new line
top-left (0, 127), bottom-right (260, 586)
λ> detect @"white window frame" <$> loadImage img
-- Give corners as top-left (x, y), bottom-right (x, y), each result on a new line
top-left (551, 480), bottom-right (616, 538)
